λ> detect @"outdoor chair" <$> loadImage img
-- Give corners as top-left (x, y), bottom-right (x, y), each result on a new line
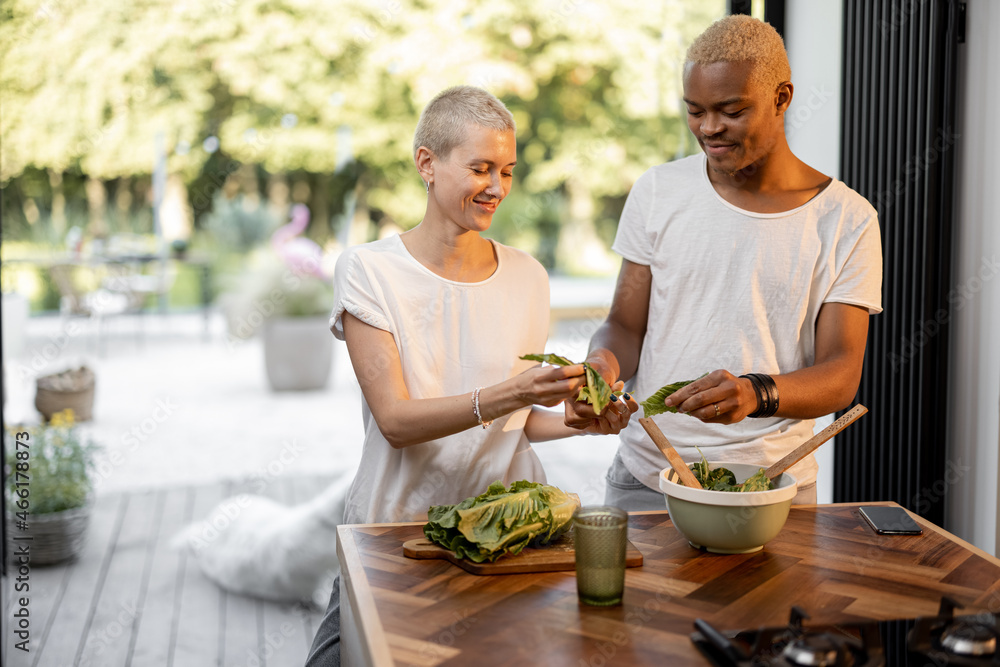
top-left (48, 263), bottom-right (139, 354)
top-left (101, 258), bottom-right (177, 314)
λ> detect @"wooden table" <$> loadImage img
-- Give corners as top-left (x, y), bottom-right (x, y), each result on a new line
top-left (337, 503), bottom-right (1000, 666)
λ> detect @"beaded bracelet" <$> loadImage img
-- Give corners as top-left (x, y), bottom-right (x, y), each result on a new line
top-left (472, 386), bottom-right (493, 429)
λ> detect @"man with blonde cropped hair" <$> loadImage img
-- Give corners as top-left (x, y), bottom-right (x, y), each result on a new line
top-left (566, 15), bottom-right (884, 509)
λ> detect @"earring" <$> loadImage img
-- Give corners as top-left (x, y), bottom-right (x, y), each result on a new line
top-left (424, 180), bottom-right (430, 193)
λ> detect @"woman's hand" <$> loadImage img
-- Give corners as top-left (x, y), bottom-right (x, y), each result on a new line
top-left (507, 363), bottom-right (588, 409)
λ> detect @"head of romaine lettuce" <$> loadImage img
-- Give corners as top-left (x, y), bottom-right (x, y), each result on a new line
top-left (423, 480), bottom-right (580, 563)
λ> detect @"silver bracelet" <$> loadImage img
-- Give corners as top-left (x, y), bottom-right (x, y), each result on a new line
top-left (472, 386), bottom-right (493, 429)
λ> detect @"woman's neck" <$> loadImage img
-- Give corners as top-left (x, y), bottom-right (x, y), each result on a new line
top-left (400, 223), bottom-right (497, 282)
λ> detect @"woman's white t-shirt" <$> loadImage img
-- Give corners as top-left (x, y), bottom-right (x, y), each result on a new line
top-left (330, 234), bottom-right (550, 525)
top-left (613, 154), bottom-right (883, 490)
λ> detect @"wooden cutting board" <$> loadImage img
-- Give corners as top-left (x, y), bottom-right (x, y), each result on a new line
top-left (402, 532), bottom-right (644, 575)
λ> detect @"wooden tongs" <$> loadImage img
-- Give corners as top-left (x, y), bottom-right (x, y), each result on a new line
top-left (762, 404), bottom-right (868, 481)
top-left (640, 417), bottom-right (704, 488)
top-left (640, 404), bottom-right (869, 488)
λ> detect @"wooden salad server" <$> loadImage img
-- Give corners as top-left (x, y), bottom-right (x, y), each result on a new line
top-left (639, 417), bottom-right (704, 489)
top-left (763, 404), bottom-right (869, 482)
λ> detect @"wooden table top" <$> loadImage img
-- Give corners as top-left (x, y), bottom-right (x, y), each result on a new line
top-left (337, 503), bottom-right (1000, 666)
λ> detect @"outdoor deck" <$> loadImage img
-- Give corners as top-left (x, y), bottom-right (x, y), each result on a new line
top-left (2, 474), bottom-right (335, 667)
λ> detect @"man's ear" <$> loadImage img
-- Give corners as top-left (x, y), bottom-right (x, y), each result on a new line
top-left (775, 81), bottom-right (793, 115)
top-left (415, 146), bottom-right (435, 185)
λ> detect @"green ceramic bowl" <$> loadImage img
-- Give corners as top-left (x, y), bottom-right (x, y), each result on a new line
top-left (658, 462), bottom-right (798, 554)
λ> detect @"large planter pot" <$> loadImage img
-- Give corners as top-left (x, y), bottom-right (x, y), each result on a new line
top-left (7, 503), bottom-right (92, 566)
top-left (262, 316), bottom-right (334, 391)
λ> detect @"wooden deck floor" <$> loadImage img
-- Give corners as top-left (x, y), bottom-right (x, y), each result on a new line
top-left (2, 475), bottom-right (336, 667)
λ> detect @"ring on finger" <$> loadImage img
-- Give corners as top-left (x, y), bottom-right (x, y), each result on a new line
top-left (713, 403), bottom-right (720, 417)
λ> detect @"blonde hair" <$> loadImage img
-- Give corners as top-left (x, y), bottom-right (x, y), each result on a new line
top-left (685, 15), bottom-right (791, 93)
top-left (412, 86), bottom-right (516, 160)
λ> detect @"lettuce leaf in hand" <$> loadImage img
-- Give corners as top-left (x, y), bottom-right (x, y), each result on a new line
top-left (641, 374), bottom-right (707, 418)
top-left (519, 353), bottom-right (620, 414)
top-left (519, 353), bottom-right (575, 367)
top-left (423, 480), bottom-right (580, 562)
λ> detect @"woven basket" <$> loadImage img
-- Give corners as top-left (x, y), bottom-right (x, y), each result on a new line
top-left (6, 503), bottom-right (92, 566)
top-left (35, 367), bottom-right (95, 422)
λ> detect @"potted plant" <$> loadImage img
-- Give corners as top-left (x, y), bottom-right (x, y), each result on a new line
top-left (35, 366), bottom-right (96, 422)
top-left (4, 409), bottom-right (100, 565)
top-left (220, 204), bottom-right (337, 391)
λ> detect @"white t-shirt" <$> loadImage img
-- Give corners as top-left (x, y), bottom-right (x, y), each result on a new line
top-left (613, 154), bottom-right (883, 490)
top-left (330, 234), bottom-right (550, 525)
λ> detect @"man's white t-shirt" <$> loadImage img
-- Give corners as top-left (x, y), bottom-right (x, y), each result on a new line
top-left (330, 234), bottom-right (550, 525)
top-left (613, 154), bottom-right (883, 490)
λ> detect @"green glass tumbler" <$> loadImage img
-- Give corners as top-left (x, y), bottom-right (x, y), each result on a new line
top-left (573, 506), bottom-right (628, 606)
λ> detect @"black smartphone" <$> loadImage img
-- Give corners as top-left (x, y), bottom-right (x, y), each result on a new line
top-left (859, 506), bottom-right (923, 535)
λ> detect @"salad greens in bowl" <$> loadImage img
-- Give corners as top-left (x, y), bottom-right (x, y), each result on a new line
top-left (659, 460), bottom-right (797, 554)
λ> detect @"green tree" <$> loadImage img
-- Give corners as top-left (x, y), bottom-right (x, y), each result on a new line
top-left (1, 0), bottom-right (724, 269)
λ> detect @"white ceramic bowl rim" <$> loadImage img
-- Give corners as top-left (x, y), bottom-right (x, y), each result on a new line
top-left (658, 461), bottom-right (798, 507)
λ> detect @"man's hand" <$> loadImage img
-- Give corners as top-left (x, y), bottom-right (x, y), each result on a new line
top-left (661, 369), bottom-right (758, 423)
top-left (582, 380), bottom-right (640, 434)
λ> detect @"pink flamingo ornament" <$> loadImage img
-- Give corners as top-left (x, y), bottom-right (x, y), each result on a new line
top-left (271, 204), bottom-right (327, 278)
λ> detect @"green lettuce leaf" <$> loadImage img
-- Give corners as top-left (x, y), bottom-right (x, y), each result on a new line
top-left (519, 353), bottom-right (621, 414)
top-left (641, 374), bottom-right (707, 418)
top-left (687, 449), bottom-right (773, 492)
top-left (580, 363), bottom-right (614, 414)
top-left (737, 468), bottom-right (773, 492)
top-left (423, 480), bottom-right (580, 562)
top-left (519, 353), bottom-right (574, 366)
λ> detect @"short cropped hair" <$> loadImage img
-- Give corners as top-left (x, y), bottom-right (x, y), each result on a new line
top-left (412, 86), bottom-right (516, 159)
top-left (685, 15), bottom-right (791, 93)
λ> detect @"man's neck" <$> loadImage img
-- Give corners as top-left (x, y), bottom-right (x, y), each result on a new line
top-left (705, 145), bottom-right (831, 214)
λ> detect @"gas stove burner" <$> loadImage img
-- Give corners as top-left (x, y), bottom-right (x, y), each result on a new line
top-left (906, 596), bottom-right (1000, 666)
top-left (781, 632), bottom-right (854, 666)
top-left (691, 597), bottom-right (1000, 667)
top-left (691, 607), bottom-right (882, 667)
top-left (940, 618), bottom-right (998, 657)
